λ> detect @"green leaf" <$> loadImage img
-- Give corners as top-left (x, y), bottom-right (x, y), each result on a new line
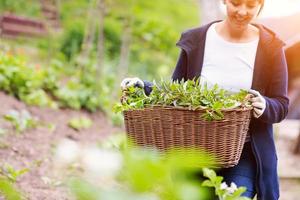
top-left (201, 180), bottom-right (214, 187)
top-left (202, 168), bottom-right (216, 180)
top-left (115, 78), bottom-right (251, 121)
top-left (227, 187), bottom-right (247, 200)
top-left (0, 177), bottom-right (23, 200)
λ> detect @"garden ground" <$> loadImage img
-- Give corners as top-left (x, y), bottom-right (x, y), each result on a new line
top-left (0, 92), bottom-right (122, 199)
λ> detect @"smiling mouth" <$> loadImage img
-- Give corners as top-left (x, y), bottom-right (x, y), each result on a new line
top-left (234, 17), bottom-right (247, 24)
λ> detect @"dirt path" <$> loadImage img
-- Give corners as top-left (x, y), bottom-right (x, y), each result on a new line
top-left (275, 120), bottom-right (300, 200)
top-left (0, 92), bottom-right (122, 200)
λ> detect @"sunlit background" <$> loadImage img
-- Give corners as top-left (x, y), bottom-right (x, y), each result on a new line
top-left (261, 0), bottom-right (300, 17)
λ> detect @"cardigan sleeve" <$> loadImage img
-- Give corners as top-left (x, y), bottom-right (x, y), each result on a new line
top-left (171, 49), bottom-right (188, 82)
top-left (259, 47), bottom-right (290, 124)
top-left (143, 80), bottom-right (154, 96)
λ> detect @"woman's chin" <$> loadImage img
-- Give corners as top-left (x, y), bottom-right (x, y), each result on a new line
top-left (232, 20), bottom-right (249, 29)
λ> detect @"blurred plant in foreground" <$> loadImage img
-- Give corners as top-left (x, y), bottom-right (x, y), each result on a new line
top-left (0, 162), bottom-right (27, 200)
top-left (0, 177), bottom-right (22, 200)
top-left (202, 168), bottom-right (250, 200)
top-left (53, 134), bottom-right (251, 200)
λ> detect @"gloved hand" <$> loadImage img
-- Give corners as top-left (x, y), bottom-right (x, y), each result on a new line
top-left (120, 77), bottom-right (144, 90)
top-left (248, 89), bottom-right (266, 118)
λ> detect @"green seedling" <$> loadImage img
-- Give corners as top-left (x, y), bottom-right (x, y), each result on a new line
top-left (68, 116), bottom-right (93, 131)
top-left (0, 128), bottom-right (7, 136)
top-left (0, 163), bottom-right (29, 183)
top-left (3, 109), bottom-right (38, 133)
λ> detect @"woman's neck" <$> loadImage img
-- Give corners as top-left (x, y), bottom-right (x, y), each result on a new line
top-left (215, 20), bottom-right (259, 43)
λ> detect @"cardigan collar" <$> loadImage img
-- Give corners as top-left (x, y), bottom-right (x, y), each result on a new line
top-left (176, 20), bottom-right (284, 53)
top-left (175, 20), bottom-right (285, 94)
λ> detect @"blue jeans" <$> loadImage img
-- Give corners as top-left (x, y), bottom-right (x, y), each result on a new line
top-left (218, 141), bottom-right (257, 198)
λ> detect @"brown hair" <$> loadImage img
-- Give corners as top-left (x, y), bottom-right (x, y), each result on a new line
top-left (223, 0), bottom-right (265, 15)
top-left (257, 0), bottom-right (265, 15)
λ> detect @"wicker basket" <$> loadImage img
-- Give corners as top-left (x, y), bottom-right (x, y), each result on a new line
top-left (123, 106), bottom-right (252, 168)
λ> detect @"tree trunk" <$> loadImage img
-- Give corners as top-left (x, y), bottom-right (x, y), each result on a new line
top-left (80, 0), bottom-right (97, 64)
top-left (96, 0), bottom-right (105, 76)
top-left (198, 0), bottom-right (224, 25)
top-left (117, 18), bottom-right (132, 80)
top-left (112, 17), bottom-right (132, 98)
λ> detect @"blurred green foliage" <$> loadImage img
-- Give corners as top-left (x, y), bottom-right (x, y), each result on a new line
top-left (69, 142), bottom-right (217, 200)
top-left (0, 0), bottom-right (41, 17)
top-left (1, 0), bottom-right (199, 78)
top-left (0, 53), bottom-right (58, 108)
top-left (0, 0), bottom-right (200, 124)
top-left (68, 137), bottom-right (252, 199)
top-left (119, 147), bottom-right (215, 200)
top-left (0, 53), bottom-right (111, 112)
top-left (68, 116), bottom-right (93, 131)
top-left (58, 0), bottom-right (199, 79)
top-left (60, 22), bottom-right (85, 61)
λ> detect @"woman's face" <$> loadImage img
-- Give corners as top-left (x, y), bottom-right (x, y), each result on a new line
top-left (224, 0), bottom-right (262, 29)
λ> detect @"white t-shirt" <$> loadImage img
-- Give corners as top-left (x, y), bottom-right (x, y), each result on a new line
top-left (201, 23), bottom-right (259, 93)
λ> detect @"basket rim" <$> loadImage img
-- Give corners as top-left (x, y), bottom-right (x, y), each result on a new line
top-left (123, 105), bottom-right (253, 112)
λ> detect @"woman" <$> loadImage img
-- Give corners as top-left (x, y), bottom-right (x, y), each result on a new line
top-left (121, 0), bottom-right (289, 199)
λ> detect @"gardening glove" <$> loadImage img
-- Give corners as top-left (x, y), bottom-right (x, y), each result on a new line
top-left (120, 77), bottom-right (144, 90)
top-left (248, 89), bottom-right (266, 118)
